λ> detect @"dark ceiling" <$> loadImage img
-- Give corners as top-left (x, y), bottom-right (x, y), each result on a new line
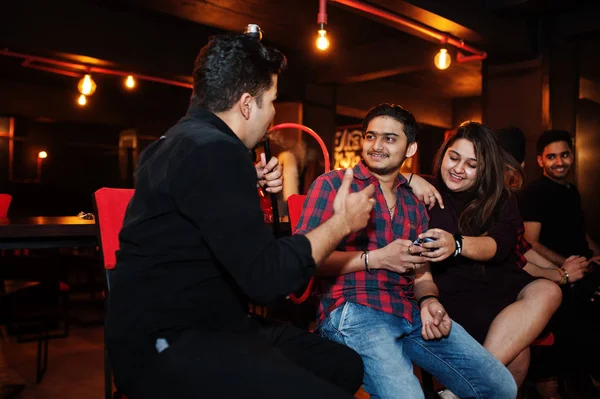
top-left (2, 0), bottom-right (600, 105)
top-left (117, 0), bottom-right (600, 97)
top-left (118, 0), bottom-right (496, 98)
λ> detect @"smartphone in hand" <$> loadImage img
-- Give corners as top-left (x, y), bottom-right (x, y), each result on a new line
top-left (412, 237), bottom-right (435, 246)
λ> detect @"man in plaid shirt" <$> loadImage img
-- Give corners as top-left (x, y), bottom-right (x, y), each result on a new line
top-left (295, 104), bottom-right (516, 399)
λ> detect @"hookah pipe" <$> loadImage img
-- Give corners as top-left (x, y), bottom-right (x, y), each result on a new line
top-left (244, 24), bottom-right (282, 237)
top-left (244, 25), bottom-right (333, 305)
top-left (262, 138), bottom-right (282, 237)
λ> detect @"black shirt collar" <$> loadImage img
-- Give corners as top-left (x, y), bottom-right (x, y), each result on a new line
top-left (541, 174), bottom-right (571, 190)
top-left (185, 96), bottom-right (243, 145)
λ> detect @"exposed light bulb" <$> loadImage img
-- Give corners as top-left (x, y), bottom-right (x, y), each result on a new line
top-left (77, 94), bottom-right (87, 106)
top-left (434, 48), bottom-right (451, 70)
top-left (125, 75), bottom-right (136, 89)
top-left (77, 74), bottom-right (97, 96)
top-left (38, 151), bottom-right (48, 159)
top-left (316, 29), bottom-right (329, 51)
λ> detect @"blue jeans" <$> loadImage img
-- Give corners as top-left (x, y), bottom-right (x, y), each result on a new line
top-left (319, 302), bottom-right (517, 399)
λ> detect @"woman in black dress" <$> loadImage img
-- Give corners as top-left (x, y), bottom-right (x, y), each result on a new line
top-left (416, 122), bottom-right (562, 387)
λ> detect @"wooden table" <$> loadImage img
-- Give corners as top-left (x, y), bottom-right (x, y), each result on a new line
top-left (0, 216), bottom-right (96, 250)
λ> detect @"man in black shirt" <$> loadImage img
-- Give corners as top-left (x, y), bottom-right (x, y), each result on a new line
top-left (521, 129), bottom-right (600, 393)
top-left (106, 33), bottom-right (376, 399)
top-left (521, 130), bottom-right (600, 267)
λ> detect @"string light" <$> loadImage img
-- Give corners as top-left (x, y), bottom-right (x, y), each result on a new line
top-left (434, 48), bottom-right (451, 70)
top-left (38, 151), bottom-right (48, 159)
top-left (77, 94), bottom-right (87, 106)
top-left (125, 75), bottom-right (136, 89)
top-left (316, 29), bottom-right (330, 51)
top-left (77, 74), bottom-right (97, 96)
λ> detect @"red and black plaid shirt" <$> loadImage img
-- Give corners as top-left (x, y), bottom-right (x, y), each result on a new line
top-left (514, 222), bottom-right (532, 268)
top-left (295, 161), bottom-right (429, 325)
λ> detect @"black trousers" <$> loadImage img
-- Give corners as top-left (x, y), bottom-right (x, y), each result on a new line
top-left (121, 318), bottom-right (364, 399)
top-left (530, 287), bottom-right (600, 379)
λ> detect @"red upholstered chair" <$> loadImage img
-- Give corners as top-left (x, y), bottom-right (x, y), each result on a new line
top-left (94, 187), bottom-right (134, 399)
top-left (286, 194), bottom-right (306, 234)
top-left (94, 188), bottom-right (134, 272)
top-left (286, 194), bottom-right (315, 305)
top-left (0, 194), bottom-right (11, 258)
top-left (0, 193), bottom-right (11, 217)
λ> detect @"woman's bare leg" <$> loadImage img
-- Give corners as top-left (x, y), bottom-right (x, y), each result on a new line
top-left (507, 347), bottom-right (530, 387)
top-left (483, 279), bottom-right (561, 384)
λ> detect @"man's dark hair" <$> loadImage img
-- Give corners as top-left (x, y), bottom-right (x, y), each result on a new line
top-left (362, 103), bottom-right (419, 143)
top-left (193, 34), bottom-right (287, 113)
top-left (495, 126), bottom-right (526, 164)
top-left (536, 129), bottom-right (573, 155)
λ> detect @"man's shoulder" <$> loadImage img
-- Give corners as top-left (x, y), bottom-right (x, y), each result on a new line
top-left (138, 120), bottom-right (246, 176)
top-left (168, 117), bottom-right (239, 148)
top-left (314, 169), bottom-right (346, 188)
top-left (523, 177), bottom-right (550, 197)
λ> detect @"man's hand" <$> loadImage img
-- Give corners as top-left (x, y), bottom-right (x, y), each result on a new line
top-left (419, 298), bottom-right (452, 340)
top-left (256, 153), bottom-right (283, 193)
top-left (561, 255), bottom-right (590, 283)
top-left (407, 174), bottom-right (444, 210)
top-left (332, 168), bottom-right (376, 234)
top-left (372, 239), bottom-right (428, 274)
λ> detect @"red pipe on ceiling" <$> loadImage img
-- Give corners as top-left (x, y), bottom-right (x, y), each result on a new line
top-left (318, 0), bottom-right (328, 24)
top-left (325, 0), bottom-right (487, 61)
top-left (0, 49), bottom-right (193, 89)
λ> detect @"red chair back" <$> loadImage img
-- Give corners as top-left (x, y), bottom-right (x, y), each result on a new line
top-left (287, 194), bottom-right (307, 233)
top-left (0, 193), bottom-right (12, 217)
top-left (286, 194), bottom-right (314, 304)
top-left (93, 188), bottom-right (134, 270)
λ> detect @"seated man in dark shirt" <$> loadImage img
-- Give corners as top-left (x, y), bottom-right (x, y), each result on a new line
top-left (521, 129), bottom-right (600, 267)
top-left (105, 32), bottom-right (376, 399)
top-left (520, 129), bottom-right (600, 394)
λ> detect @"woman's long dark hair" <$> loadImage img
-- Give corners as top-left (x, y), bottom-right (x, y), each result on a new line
top-left (433, 122), bottom-right (522, 235)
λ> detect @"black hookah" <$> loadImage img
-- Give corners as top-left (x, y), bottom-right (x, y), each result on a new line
top-left (244, 24), bottom-right (282, 237)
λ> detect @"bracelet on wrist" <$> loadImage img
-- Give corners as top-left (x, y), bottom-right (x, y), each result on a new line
top-left (556, 267), bottom-right (565, 285)
top-left (453, 233), bottom-right (463, 257)
top-left (560, 267), bottom-right (569, 285)
top-left (417, 294), bottom-right (438, 307)
top-left (361, 250), bottom-right (373, 274)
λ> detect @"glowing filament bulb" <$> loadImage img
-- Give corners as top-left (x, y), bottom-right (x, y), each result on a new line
top-left (125, 75), bottom-right (136, 89)
top-left (316, 29), bottom-right (329, 51)
top-left (434, 48), bottom-right (451, 70)
top-left (77, 74), bottom-right (97, 96)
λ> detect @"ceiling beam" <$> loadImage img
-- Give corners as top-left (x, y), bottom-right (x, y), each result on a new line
top-left (365, 0), bottom-right (532, 56)
top-left (336, 79), bottom-right (453, 128)
top-left (556, 5), bottom-right (600, 38)
top-left (125, 0), bottom-right (313, 50)
top-left (0, 0), bottom-right (220, 77)
top-left (318, 36), bottom-right (438, 84)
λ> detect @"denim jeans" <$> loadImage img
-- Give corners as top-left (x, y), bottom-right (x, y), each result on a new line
top-left (319, 302), bottom-right (517, 399)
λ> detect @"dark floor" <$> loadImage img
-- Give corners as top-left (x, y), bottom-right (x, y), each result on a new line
top-left (1, 295), bottom-right (600, 399)
top-left (1, 321), bottom-right (104, 398)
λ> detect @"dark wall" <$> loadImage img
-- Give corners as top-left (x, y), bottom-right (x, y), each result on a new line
top-left (417, 125), bottom-right (447, 175)
top-left (452, 96), bottom-right (482, 127)
top-left (2, 117), bottom-right (122, 216)
top-left (576, 99), bottom-right (600, 244)
top-left (483, 61), bottom-right (546, 184)
top-left (0, 0), bottom-right (315, 216)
